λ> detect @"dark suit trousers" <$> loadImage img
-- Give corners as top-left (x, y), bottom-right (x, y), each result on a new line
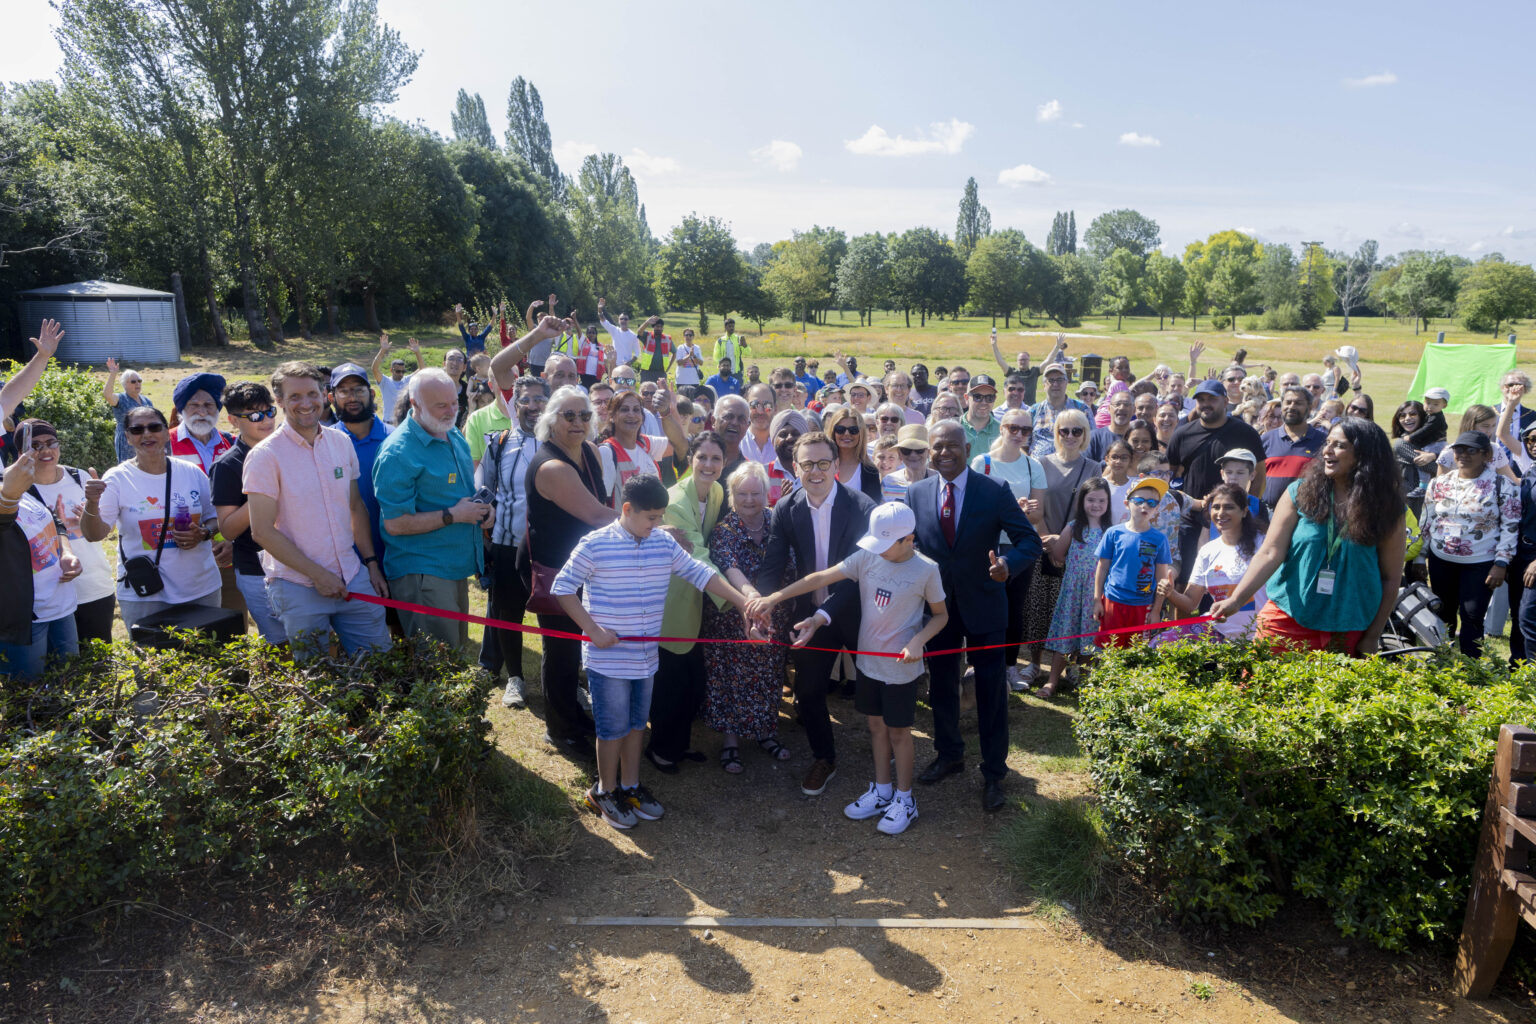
top-left (926, 617), bottom-right (1008, 781)
top-left (792, 618), bottom-right (853, 763)
top-left (538, 612), bottom-right (594, 742)
top-left (480, 543), bottom-right (528, 678)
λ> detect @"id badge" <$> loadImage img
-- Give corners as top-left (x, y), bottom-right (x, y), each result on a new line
top-left (1316, 570), bottom-right (1336, 596)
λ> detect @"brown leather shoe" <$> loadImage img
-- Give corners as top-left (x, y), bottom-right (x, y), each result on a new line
top-left (801, 758), bottom-right (837, 796)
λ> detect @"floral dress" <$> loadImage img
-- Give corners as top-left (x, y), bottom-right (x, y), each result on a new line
top-left (1045, 523), bottom-right (1105, 657)
top-left (702, 509), bottom-right (795, 740)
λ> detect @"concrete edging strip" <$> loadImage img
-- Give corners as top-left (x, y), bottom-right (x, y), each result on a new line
top-left (563, 916), bottom-right (1041, 929)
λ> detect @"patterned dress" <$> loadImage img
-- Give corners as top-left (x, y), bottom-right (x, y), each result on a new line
top-left (1045, 523), bottom-right (1106, 657)
top-left (702, 509), bottom-right (795, 740)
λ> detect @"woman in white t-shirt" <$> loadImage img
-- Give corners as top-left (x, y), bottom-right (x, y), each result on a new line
top-left (0, 449), bottom-right (82, 680)
top-left (595, 389), bottom-right (689, 508)
top-left (671, 331), bottom-right (704, 387)
top-left (17, 418), bottom-right (116, 643)
top-left (81, 405), bottom-right (221, 629)
top-left (1157, 482), bottom-right (1267, 640)
top-left (972, 407), bottom-right (1046, 688)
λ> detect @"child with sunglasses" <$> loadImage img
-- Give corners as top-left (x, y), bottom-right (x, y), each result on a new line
top-left (210, 382), bottom-right (287, 643)
top-left (1091, 477), bottom-right (1172, 648)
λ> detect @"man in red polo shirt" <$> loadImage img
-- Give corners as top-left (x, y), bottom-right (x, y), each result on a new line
top-left (169, 372), bottom-right (233, 475)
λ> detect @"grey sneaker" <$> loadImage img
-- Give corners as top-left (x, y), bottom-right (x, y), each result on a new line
top-left (584, 785), bottom-right (637, 830)
top-left (621, 783), bottom-right (665, 821)
top-left (844, 783), bottom-right (892, 820)
top-left (502, 675), bottom-right (526, 709)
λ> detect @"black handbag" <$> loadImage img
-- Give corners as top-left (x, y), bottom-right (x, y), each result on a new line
top-left (119, 466), bottom-right (173, 598)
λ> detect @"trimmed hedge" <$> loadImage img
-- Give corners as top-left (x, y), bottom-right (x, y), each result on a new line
top-left (0, 636), bottom-right (494, 955)
top-left (1078, 640), bottom-right (1536, 950)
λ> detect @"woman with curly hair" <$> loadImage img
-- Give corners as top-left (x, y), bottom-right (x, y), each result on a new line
top-left (1210, 417), bottom-right (1406, 655)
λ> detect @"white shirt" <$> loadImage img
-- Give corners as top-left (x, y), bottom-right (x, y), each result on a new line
top-left (96, 459), bottom-right (221, 604)
top-left (674, 343), bottom-right (703, 385)
top-left (740, 428), bottom-right (776, 466)
top-left (378, 373), bottom-right (411, 426)
top-left (806, 487), bottom-right (835, 606)
top-left (30, 470), bottom-right (115, 603)
top-left (600, 316), bottom-right (640, 365)
top-left (15, 493), bottom-right (77, 622)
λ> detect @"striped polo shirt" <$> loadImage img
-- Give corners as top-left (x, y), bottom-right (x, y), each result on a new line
top-left (551, 519), bottom-right (718, 677)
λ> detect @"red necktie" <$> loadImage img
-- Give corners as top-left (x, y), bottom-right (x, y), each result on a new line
top-left (941, 481), bottom-right (957, 546)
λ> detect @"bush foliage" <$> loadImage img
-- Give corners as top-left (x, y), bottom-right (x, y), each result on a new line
top-left (1, 358), bottom-right (117, 472)
top-left (0, 636), bottom-right (495, 956)
top-left (1078, 640), bottom-right (1536, 951)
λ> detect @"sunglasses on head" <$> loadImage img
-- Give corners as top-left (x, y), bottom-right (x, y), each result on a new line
top-left (126, 422), bottom-right (166, 434)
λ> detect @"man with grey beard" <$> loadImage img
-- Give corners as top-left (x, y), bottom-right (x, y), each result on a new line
top-left (372, 368), bottom-right (492, 652)
top-left (169, 372), bottom-right (234, 474)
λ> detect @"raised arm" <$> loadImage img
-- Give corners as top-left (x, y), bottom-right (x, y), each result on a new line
top-left (103, 356), bottom-right (120, 407)
top-left (990, 332), bottom-right (1009, 373)
top-left (491, 315), bottom-right (564, 391)
top-left (1187, 340), bottom-right (1205, 381)
top-left (369, 333), bottom-right (390, 383)
top-left (656, 385), bottom-right (689, 457)
top-left (2, 319), bottom-right (62, 422)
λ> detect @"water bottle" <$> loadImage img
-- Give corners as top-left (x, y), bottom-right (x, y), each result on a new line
top-left (172, 502), bottom-right (191, 532)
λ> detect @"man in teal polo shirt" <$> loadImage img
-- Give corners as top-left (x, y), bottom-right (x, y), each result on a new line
top-left (373, 368), bottom-right (491, 652)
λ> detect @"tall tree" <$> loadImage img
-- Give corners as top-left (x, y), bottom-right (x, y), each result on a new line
top-left (1297, 242), bottom-right (1334, 329)
top-left (1181, 251), bottom-right (1211, 331)
top-left (505, 76), bottom-right (561, 198)
top-left (1373, 250), bottom-right (1462, 334)
top-left (1256, 243), bottom-right (1299, 311)
top-left (794, 224), bottom-right (845, 323)
top-left (1039, 252), bottom-right (1096, 327)
top-left (834, 233), bottom-right (889, 326)
top-left (1186, 230), bottom-right (1261, 332)
top-left (654, 213), bottom-right (745, 331)
top-left (1067, 211), bottom-right (1077, 254)
top-left (734, 263), bottom-right (781, 334)
top-left (1142, 251), bottom-right (1186, 330)
top-left (1458, 256), bottom-right (1536, 336)
top-left (450, 89), bottom-right (497, 149)
top-left (1098, 247), bottom-right (1144, 330)
top-left (1332, 239), bottom-right (1378, 332)
top-left (966, 229), bottom-right (1029, 327)
top-left (447, 141), bottom-right (570, 303)
top-left (566, 153), bottom-right (652, 312)
top-left (954, 176), bottom-right (991, 261)
top-left (764, 235), bottom-right (831, 327)
top-left (1084, 208), bottom-right (1161, 261)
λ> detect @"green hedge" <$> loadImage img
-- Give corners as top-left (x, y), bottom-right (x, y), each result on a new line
top-left (0, 636), bottom-right (494, 955)
top-left (1078, 641), bottom-right (1536, 951)
top-left (1, 358), bottom-right (117, 472)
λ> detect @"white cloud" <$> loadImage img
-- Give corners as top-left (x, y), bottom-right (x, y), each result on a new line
top-left (1036, 99), bottom-right (1062, 123)
top-left (551, 142), bottom-right (680, 179)
top-left (844, 118), bottom-right (974, 157)
top-left (553, 140), bottom-right (597, 169)
top-left (998, 163), bottom-right (1053, 187)
top-left (1468, 240), bottom-right (1487, 253)
top-left (1119, 132), bottom-right (1161, 148)
top-left (750, 139), bottom-right (803, 172)
top-left (1343, 71), bottom-right (1398, 88)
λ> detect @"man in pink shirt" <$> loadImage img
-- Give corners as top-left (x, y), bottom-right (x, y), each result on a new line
top-left (245, 361), bottom-right (391, 660)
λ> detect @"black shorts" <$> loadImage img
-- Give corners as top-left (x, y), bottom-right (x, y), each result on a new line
top-left (855, 675), bottom-right (919, 728)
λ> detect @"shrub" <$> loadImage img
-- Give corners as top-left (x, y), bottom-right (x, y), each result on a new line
top-left (1260, 302), bottom-right (1304, 332)
top-left (1242, 316), bottom-right (1261, 332)
top-left (0, 358), bottom-right (116, 472)
top-left (0, 635), bottom-right (496, 956)
top-left (1209, 315), bottom-right (1231, 331)
top-left (1077, 640), bottom-right (1536, 951)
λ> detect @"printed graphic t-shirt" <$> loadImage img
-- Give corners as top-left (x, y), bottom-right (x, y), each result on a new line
top-left (837, 547), bottom-right (946, 685)
top-left (1095, 523), bottom-right (1171, 607)
top-left (15, 493), bottom-right (77, 622)
top-left (96, 459), bottom-right (221, 604)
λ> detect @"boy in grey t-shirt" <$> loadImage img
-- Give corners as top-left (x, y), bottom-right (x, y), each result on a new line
top-left (750, 502), bottom-right (947, 835)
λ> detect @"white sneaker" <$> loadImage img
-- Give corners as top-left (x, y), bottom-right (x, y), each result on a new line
top-left (502, 676), bottom-right (526, 709)
top-left (844, 783), bottom-right (893, 821)
top-left (877, 795), bottom-right (919, 835)
top-left (1007, 665), bottom-right (1030, 693)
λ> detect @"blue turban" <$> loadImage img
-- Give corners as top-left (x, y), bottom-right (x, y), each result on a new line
top-left (172, 372), bottom-right (227, 412)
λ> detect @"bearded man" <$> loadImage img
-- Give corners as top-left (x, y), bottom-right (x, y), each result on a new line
top-left (169, 372), bottom-right (233, 473)
top-left (326, 363), bottom-right (390, 562)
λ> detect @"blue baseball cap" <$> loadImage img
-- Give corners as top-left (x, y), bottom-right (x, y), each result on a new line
top-left (1192, 379), bottom-right (1227, 399)
top-left (329, 363), bottom-right (371, 389)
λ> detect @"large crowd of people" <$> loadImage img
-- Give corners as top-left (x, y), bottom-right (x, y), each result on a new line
top-left (3, 304), bottom-right (1533, 836)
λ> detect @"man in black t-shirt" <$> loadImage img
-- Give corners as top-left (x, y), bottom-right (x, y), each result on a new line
top-left (1167, 379), bottom-right (1266, 513)
top-left (210, 381), bottom-right (287, 643)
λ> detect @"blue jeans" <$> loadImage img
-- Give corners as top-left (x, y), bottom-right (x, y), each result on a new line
top-left (0, 615), bottom-right (79, 681)
top-left (234, 572), bottom-right (288, 644)
top-left (267, 567), bottom-right (391, 661)
top-left (585, 668), bottom-right (654, 741)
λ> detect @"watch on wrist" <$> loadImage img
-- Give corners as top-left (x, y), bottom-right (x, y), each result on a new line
top-left (441, 509), bottom-right (454, 527)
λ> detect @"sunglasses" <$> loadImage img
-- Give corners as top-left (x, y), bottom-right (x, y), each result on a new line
top-left (878, 416), bottom-right (902, 424)
top-left (559, 410), bottom-right (594, 423)
top-left (689, 415), bottom-right (705, 424)
top-left (1127, 496), bottom-right (1160, 508)
top-left (970, 392), bottom-right (996, 402)
top-left (235, 409), bottom-right (277, 422)
top-left (797, 459), bottom-right (834, 472)
top-left (748, 400), bottom-right (774, 410)
top-left (1004, 425), bottom-right (1032, 435)
top-left (1057, 427), bottom-right (1085, 437)
top-left (832, 424), bottom-right (861, 435)
top-left (772, 383), bottom-right (796, 390)
top-left (950, 379), bottom-right (970, 388)
top-left (126, 422), bottom-right (166, 434)
top-left (28, 438), bottom-right (59, 451)
top-left (1347, 406), bottom-right (1369, 416)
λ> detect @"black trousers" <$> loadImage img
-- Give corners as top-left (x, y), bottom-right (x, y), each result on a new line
top-left (791, 617), bottom-right (856, 764)
top-left (538, 612), bottom-right (594, 742)
top-left (1511, 557), bottom-right (1531, 666)
top-left (74, 594), bottom-right (116, 646)
top-left (479, 543), bottom-right (529, 679)
top-left (651, 645), bottom-right (706, 760)
top-left (926, 618), bottom-right (1008, 781)
top-left (1427, 554), bottom-right (1495, 659)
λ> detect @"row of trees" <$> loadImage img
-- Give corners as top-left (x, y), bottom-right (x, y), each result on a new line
top-left (3, 0), bottom-right (1533, 351)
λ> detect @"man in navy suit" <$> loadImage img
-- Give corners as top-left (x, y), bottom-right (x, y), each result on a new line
top-left (756, 431), bottom-right (877, 797)
top-left (905, 420), bottom-right (1040, 812)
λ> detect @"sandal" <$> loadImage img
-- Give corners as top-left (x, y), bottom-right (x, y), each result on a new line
top-left (720, 746), bottom-right (744, 774)
top-left (757, 736), bottom-right (792, 761)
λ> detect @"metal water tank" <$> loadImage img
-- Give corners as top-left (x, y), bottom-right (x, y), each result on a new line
top-left (17, 280), bottom-right (181, 365)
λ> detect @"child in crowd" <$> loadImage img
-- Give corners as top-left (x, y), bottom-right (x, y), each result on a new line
top-left (1136, 451), bottom-right (1185, 584)
top-left (1041, 477), bottom-right (1112, 697)
top-left (872, 435), bottom-right (902, 478)
top-left (751, 502), bottom-right (947, 835)
top-left (1157, 483), bottom-right (1267, 642)
top-left (1093, 477), bottom-right (1172, 647)
top-left (1420, 387), bottom-right (1451, 444)
top-left (552, 474), bottom-right (753, 831)
top-left (1103, 440), bottom-right (1135, 521)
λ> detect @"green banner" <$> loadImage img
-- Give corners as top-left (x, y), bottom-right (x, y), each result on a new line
top-left (1405, 343), bottom-right (1518, 414)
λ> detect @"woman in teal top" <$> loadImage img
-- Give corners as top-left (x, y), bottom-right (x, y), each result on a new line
top-left (1212, 418), bottom-right (1406, 655)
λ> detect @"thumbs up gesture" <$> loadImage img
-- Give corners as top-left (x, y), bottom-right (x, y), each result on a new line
top-left (987, 548), bottom-right (1008, 581)
top-left (83, 467), bottom-right (105, 506)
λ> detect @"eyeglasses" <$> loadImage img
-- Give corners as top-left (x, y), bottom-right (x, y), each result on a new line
top-left (559, 410), bottom-right (593, 423)
top-left (773, 382), bottom-right (796, 390)
top-left (1127, 496), bottom-right (1161, 508)
top-left (1004, 425), bottom-right (1032, 436)
top-left (950, 379), bottom-right (970, 388)
top-left (1057, 427), bottom-right (1085, 437)
top-left (235, 409), bottom-right (277, 422)
top-left (797, 459), bottom-right (834, 472)
top-left (126, 422), bottom-right (166, 435)
top-left (878, 416), bottom-right (902, 424)
top-left (832, 424), bottom-right (861, 435)
top-left (748, 400), bottom-right (774, 410)
top-left (1224, 377), bottom-right (1243, 384)
top-left (333, 386), bottom-right (370, 399)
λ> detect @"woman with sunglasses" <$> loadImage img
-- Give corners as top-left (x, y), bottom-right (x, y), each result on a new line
top-left (80, 405), bottom-right (221, 629)
top-left (1345, 393), bottom-right (1374, 422)
top-left (1017, 409), bottom-right (1100, 688)
top-left (974, 408), bottom-right (1046, 689)
top-left (823, 405), bottom-right (883, 504)
top-left (524, 387), bottom-right (615, 752)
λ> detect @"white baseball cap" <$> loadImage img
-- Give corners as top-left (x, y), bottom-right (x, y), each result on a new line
top-left (858, 501), bottom-right (917, 555)
top-left (1216, 447), bottom-right (1257, 466)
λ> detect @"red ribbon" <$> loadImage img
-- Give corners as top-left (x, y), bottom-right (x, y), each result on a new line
top-left (346, 591), bottom-right (1214, 661)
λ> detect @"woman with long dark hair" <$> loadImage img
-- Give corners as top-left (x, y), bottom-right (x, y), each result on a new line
top-left (1158, 482), bottom-right (1266, 640)
top-left (1211, 417), bottom-right (1406, 654)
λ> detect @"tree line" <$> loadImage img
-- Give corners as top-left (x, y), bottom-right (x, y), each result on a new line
top-left (2, 0), bottom-right (1533, 354)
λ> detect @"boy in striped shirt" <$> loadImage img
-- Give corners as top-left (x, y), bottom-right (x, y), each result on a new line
top-left (553, 474), bottom-right (753, 830)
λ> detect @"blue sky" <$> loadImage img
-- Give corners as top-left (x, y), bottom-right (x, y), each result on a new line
top-left (10, 0), bottom-right (1536, 261)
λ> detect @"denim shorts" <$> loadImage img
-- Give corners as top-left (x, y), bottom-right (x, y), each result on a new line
top-left (585, 669), bottom-right (654, 741)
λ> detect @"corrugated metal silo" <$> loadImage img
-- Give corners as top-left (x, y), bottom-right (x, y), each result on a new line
top-left (17, 280), bottom-right (181, 365)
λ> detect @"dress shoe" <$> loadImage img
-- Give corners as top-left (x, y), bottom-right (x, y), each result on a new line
top-left (918, 756), bottom-right (964, 785)
top-left (982, 778), bottom-right (1007, 813)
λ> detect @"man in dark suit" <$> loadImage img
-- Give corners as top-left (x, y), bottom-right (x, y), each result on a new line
top-left (905, 420), bottom-right (1040, 812)
top-left (756, 431), bottom-right (876, 797)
